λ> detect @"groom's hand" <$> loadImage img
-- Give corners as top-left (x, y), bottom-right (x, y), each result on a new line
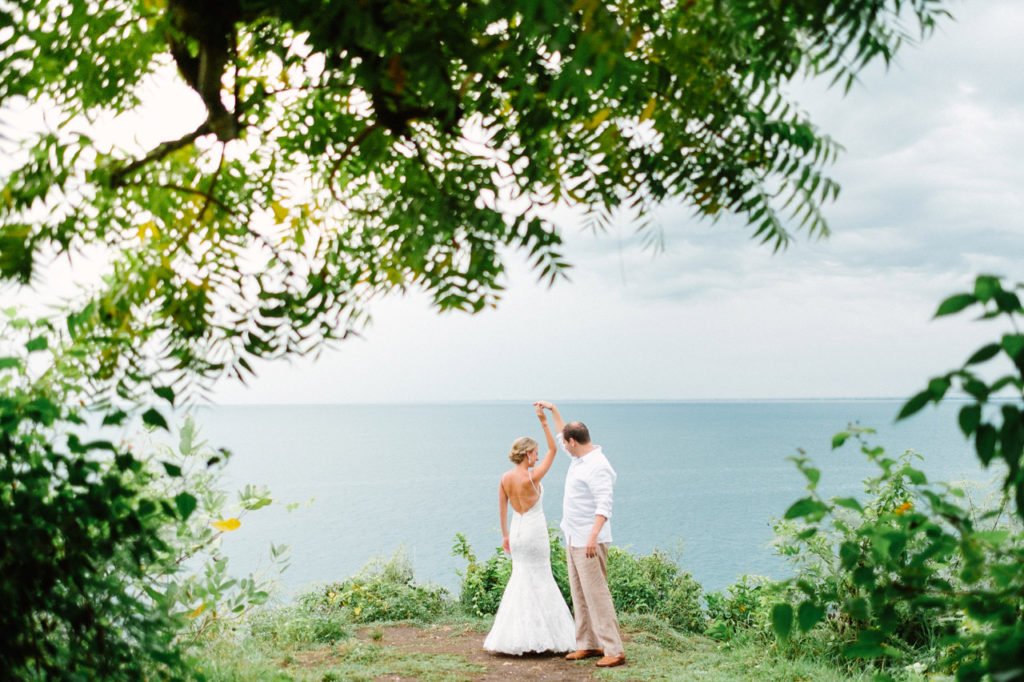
top-left (533, 400), bottom-right (554, 410)
top-left (585, 536), bottom-right (598, 558)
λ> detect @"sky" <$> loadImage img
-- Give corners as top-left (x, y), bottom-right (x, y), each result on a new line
top-left (8, 2), bottom-right (1024, 404)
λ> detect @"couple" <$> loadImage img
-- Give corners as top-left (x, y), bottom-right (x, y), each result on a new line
top-left (482, 401), bottom-right (626, 668)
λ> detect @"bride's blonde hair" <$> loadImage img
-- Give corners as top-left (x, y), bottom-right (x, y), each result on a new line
top-left (509, 437), bottom-right (537, 464)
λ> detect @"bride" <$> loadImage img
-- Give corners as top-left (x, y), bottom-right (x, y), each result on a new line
top-left (483, 405), bottom-right (576, 655)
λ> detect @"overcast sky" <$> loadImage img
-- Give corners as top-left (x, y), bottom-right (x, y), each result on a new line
top-left (209, 1), bottom-right (1024, 404)
top-left (8, 3), bottom-right (1024, 404)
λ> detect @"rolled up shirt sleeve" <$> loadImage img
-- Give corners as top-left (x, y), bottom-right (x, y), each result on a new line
top-left (588, 465), bottom-right (616, 520)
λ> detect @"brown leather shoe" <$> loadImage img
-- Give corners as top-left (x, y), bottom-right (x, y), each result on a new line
top-left (564, 649), bottom-right (603, 661)
top-left (596, 653), bottom-right (626, 667)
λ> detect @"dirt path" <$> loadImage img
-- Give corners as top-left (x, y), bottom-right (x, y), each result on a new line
top-left (355, 623), bottom-right (633, 681)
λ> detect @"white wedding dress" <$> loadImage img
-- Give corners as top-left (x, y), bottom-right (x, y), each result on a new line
top-left (483, 483), bottom-right (576, 655)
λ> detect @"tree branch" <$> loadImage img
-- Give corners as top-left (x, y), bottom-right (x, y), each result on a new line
top-left (109, 123), bottom-right (211, 188)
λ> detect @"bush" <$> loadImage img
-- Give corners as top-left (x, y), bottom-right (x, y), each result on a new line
top-left (451, 532), bottom-right (514, 617)
top-left (607, 547), bottom-right (705, 632)
top-left (249, 605), bottom-right (349, 646)
top-left (774, 426), bottom-right (1024, 678)
top-left (705, 575), bottom-right (781, 642)
top-left (298, 550), bottom-right (449, 625)
top-left (452, 530), bottom-right (704, 632)
top-left (0, 314), bottom-right (187, 680)
top-left (133, 417), bottom-right (289, 643)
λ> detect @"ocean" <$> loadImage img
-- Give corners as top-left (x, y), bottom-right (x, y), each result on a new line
top-left (189, 400), bottom-right (992, 599)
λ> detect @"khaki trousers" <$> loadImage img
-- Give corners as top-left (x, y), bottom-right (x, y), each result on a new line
top-left (566, 543), bottom-right (623, 656)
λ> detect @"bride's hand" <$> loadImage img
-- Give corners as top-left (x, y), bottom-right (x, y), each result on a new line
top-left (535, 405), bottom-right (546, 419)
top-left (502, 535), bottom-right (511, 554)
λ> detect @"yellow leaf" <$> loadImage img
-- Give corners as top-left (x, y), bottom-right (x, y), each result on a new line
top-left (212, 518), bottom-right (241, 531)
top-left (138, 221), bottom-right (158, 242)
top-left (640, 96), bottom-right (657, 122)
top-left (352, 606), bottom-right (362, 617)
top-left (187, 603), bottom-right (206, 619)
top-left (585, 108), bottom-right (612, 130)
top-left (270, 200), bottom-right (288, 224)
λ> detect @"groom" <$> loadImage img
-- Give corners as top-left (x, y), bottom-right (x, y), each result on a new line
top-left (535, 401), bottom-right (625, 668)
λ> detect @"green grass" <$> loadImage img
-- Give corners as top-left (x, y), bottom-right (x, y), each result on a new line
top-left (193, 635), bottom-right (486, 682)
top-left (584, 614), bottom-right (876, 682)
top-left (193, 612), bottom-right (887, 682)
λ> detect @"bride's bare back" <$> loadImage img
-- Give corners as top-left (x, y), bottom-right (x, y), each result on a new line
top-left (497, 406), bottom-right (559, 552)
top-left (501, 468), bottom-right (541, 515)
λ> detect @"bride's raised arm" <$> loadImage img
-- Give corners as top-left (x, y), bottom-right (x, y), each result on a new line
top-left (530, 405), bottom-right (558, 483)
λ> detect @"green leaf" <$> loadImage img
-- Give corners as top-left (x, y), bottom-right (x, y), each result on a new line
top-left (154, 386), bottom-right (175, 405)
top-left (833, 497), bottom-right (863, 512)
top-left (905, 467), bottom-right (927, 484)
top-left (25, 336), bottom-right (47, 352)
top-left (966, 343), bottom-right (1001, 365)
top-left (142, 408), bottom-right (169, 431)
top-left (844, 630), bottom-right (891, 659)
top-left (976, 424), bottom-right (997, 466)
top-left (973, 275), bottom-right (1001, 302)
top-left (928, 377), bottom-right (950, 399)
top-left (102, 409), bottom-right (128, 426)
top-left (162, 462), bottom-right (183, 477)
top-left (958, 404), bottom-right (981, 437)
top-left (831, 431), bottom-right (849, 449)
top-left (0, 357), bottom-right (19, 369)
top-left (785, 497), bottom-right (828, 520)
top-left (973, 529), bottom-right (1009, 547)
top-left (897, 390), bottom-right (931, 420)
top-left (994, 290), bottom-right (1022, 314)
top-left (797, 601), bottom-right (824, 633)
top-left (1001, 334), bottom-right (1024, 360)
top-left (934, 293), bottom-right (976, 317)
top-left (174, 492), bottom-right (197, 521)
top-left (771, 603), bottom-right (793, 641)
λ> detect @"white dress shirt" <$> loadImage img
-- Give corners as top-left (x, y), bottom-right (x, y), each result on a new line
top-left (558, 434), bottom-right (616, 548)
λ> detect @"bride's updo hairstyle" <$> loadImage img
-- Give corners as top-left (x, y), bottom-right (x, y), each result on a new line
top-left (509, 437), bottom-right (537, 464)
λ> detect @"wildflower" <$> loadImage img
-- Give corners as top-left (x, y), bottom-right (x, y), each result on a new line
top-left (894, 502), bottom-right (913, 515)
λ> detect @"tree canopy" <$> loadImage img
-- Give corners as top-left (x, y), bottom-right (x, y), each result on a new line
top-left (0, 0), bottom-right (948, 401)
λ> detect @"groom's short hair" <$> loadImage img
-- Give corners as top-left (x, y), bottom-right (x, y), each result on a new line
top-left (563, 421), bottom-right (591, 444)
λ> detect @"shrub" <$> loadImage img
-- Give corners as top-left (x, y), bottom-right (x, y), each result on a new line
top-left (607, 547), bottom-right (705, 632)
top-left (774, 426), bottom-right (1024, 679)
top-left (451, 532), bottom-right (514, 617)
top-left (453, 530), bottom-right (703, 632)
top-left (133, 417), bottom-right (289, 643)
top-left (299, 550), bottom-right (449, 625)
top-left (0, 314), bottom-right (186, 680)
top-left (705, 575), bottom-right (780, 642)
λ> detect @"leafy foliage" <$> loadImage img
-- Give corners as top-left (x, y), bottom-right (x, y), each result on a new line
top-left (451, 531), bottom-right (518, 617)
top-left (0, 309), bottom-right (285, 678)
top-left (774, 428), bottom-right (1024, 680)
top-left (133, 416), bottom-right (289, 643)
top-left (606, 546), bottom-right (705, 632)
top-left (0, 312), bottom-right (186, 679)
top-left (297, 550), bottom-right (449, 625)
top-left (704, 575), bottom-right (782, 643)
top-left (452, 530), bottom-right (703, 632)
top-left (0, 0), bottom-right (952, 404)
top-left (900, 275), bottom-right (1024, 520)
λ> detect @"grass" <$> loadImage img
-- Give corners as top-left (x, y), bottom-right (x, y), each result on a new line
top-left (193, 634), bottom-right (487, 682)
top-left (192, 612), bottom-right (882, 682)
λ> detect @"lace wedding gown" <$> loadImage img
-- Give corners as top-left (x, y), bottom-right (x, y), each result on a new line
top-left (483, 483), bottom-right (576, 654)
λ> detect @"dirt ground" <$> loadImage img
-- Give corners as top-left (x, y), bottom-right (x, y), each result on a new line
top-left (355, 623), bottom-right (634, 681)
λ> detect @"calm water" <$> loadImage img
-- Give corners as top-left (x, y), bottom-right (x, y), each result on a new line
top-left (189, 400), bottom-right (990, 597)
